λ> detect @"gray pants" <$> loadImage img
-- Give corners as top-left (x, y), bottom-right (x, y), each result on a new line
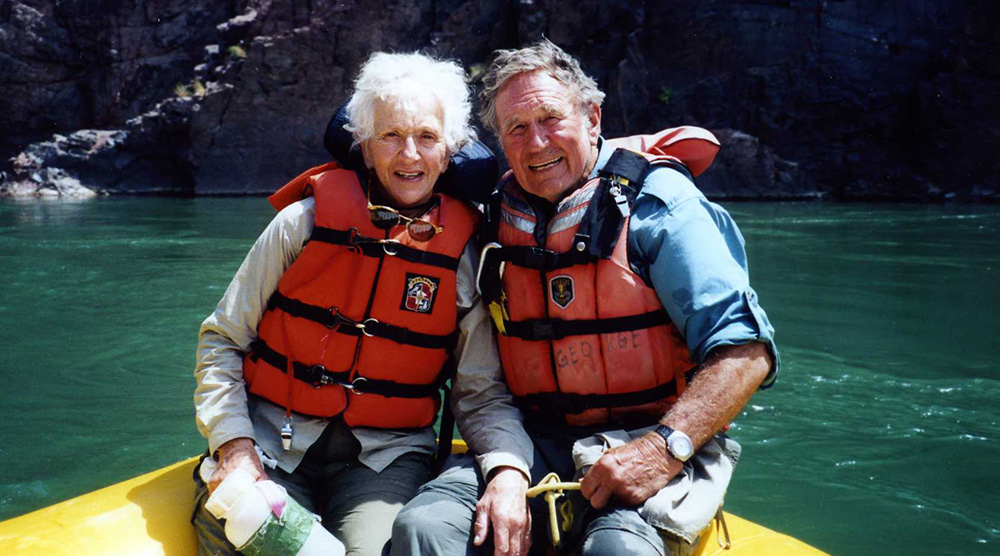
top-left (193, 418), bottom-right (434, 556)
top-left (391, 427), bottom-right (697, 556)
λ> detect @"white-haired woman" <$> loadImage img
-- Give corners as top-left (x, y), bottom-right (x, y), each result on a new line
top-left (191, 52), bottom-right (521, 556)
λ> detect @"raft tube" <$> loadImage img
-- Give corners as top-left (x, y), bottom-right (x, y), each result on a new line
top-left (0, 445), bottom-right (829, 556)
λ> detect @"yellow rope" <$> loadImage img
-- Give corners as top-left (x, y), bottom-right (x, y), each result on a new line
top-left (527, 473), bottom-right (734, 551)
top-left (525, 473), bottom-right (581, 547)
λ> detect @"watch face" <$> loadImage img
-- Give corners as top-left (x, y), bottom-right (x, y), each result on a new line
top-left (669, 433), bottom-right (695, 460)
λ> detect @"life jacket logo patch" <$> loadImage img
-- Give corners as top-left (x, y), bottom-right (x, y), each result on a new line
top-left (401, 273), bottom-right (440, 314)
top-left (550, 275), bottom-right (575, 309)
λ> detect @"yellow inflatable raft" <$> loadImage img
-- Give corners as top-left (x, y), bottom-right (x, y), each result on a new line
top-left (0, 447), bottom-right (829, 556)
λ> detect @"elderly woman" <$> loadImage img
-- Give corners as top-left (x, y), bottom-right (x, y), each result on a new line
top-left (191, 52), bottom-right (520, 556)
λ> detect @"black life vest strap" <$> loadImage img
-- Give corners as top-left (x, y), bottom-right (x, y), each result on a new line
top-left (433, 357), bottom-right (459, 469)
top-left (570, 148), bottom-right (648, 261)
top-left (515, 379), bottom-right (677, 415)
top-left (598, 148), bottom-right (654, 183)
top-left (486, 245), bottom-right (597, 271)
top-left (435, 383), bottom-right (455, 470)
top-left (501, 308), bottom-right (669, 341)
top-left (478, 245), bottom-right (600, 309)
top-left (248, 339), bottom-right (445, 398)
top-left (477, 184), bottom-right (505, 306)
top-left (248, 339), bottom-right (350, 388)
top-left (478, 244), bottom-right (597, 310)
top-left (481, 184), bottom-right (504, 246)
top-left (310, 226), bottom-right (460, 271)
top-left (267, 292), bottom-right (457, 350)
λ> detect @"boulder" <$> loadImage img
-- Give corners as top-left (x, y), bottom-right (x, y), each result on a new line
top-left (698, 130), bottom-right (814, 200)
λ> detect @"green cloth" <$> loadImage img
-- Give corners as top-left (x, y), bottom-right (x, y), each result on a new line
top-left (237, 497), bottom-right (315, 556)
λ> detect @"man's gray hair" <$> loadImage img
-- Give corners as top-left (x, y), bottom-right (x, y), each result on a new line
top-left (345, 52), bottom-right (476, 153)
top-left (479, 39), bottom-right (605, 136)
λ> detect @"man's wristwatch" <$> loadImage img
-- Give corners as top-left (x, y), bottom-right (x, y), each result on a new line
top-left (653, 425), bottom-right (695, 462)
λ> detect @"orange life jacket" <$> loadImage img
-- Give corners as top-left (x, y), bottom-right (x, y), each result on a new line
top-left (243, 163), bottom-right (478, 428)
top-left (478, 127), bottom-right (720, 426)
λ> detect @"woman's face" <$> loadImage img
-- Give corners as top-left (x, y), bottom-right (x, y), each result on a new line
top-left (362, 94), bottom-right (449, 208)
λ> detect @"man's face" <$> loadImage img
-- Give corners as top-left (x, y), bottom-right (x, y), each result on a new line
top-left (494, 70), bottom-right (601, 203)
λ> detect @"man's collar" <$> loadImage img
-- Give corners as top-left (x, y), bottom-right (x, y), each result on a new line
top-left (588, 136), bottom-right (612, 180)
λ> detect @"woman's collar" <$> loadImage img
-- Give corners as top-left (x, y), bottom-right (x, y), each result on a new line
top-left (368, 174), bottom-right (439, 218)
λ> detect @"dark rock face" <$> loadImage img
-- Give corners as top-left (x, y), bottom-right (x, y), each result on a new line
top-left (538, 0), bottom-right (999, 200)
top-left (699, 129), bottom-right (810, 200)
top-left (0, 0), bottom-right (243, 177)
top-left (2, 0), bottom-right (998, 200)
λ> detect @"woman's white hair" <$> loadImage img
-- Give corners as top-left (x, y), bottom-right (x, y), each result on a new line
top-left (344, 52), bottom-right (476, 153)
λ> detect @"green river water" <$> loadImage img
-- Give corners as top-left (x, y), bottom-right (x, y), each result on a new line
top-left (0, 198), bottom-right (997, 555)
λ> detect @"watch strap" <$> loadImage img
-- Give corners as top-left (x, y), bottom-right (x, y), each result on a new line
top-left (653, 424), bottom-right (674, 445)
top-left (653, 425), bottom-right (675, 460)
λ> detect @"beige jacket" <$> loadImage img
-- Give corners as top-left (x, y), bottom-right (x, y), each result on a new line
top-left (193, 197), bottom-right (533, 477)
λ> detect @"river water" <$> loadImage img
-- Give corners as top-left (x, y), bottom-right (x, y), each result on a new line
top-left (0, 198), bottom-right (997, 555)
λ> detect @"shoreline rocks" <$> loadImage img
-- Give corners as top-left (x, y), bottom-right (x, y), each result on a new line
top-left (2, 0), bottom-right (997, 201)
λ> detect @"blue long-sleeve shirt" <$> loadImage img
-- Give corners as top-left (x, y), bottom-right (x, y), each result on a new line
top-left (588, 142), bottom-right (780, 386)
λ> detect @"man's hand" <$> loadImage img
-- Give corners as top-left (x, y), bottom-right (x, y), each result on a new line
top-left (208, 437), bottom-right (267, 493)
top-left (579, 433), bottom-right (682, 509)
top-left (474, 467), bottom-right (532, 556)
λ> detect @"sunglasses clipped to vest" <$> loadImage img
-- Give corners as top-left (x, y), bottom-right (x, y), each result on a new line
top-left (366, 192), bottom-right (445, 242)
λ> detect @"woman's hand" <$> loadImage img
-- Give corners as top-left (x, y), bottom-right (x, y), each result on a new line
top-left (208, 437), bottom-right (267, 493)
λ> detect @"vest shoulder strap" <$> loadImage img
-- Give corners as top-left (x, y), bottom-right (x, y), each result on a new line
top-left (268, 162), bottom-right (343, 212)
top-left (602, 126), bottom-right (720, 177)
top-left (481, 171), bottom-right (513, 246)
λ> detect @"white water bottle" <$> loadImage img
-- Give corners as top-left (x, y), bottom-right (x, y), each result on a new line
top-left (204, 468), bottom-right (345, 556)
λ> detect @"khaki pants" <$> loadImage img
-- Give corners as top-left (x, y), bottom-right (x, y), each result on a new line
top-left (192, 418), bottom-right (434, 556)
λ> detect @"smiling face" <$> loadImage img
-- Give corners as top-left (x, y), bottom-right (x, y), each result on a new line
top-left (362, 94), bottom-right (450, 208)
top-left (494, 70), bottom-right (601, 203)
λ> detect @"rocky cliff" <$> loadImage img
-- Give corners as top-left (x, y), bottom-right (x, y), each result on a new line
top-left (1, 0), bottom-right (997, 200)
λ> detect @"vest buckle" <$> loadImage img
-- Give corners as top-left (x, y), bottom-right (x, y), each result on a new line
top-left (309, 364), bottom-right (333, 389)
top-left (347, 227), bottom-right (362, 255)
top-left (326, 306), bottom-right (347, 329)
top-left (525, 247), bottom-right (556, 270)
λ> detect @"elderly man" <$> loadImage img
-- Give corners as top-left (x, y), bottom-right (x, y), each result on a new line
top-left (392, 41), bottom-right (777, 556)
